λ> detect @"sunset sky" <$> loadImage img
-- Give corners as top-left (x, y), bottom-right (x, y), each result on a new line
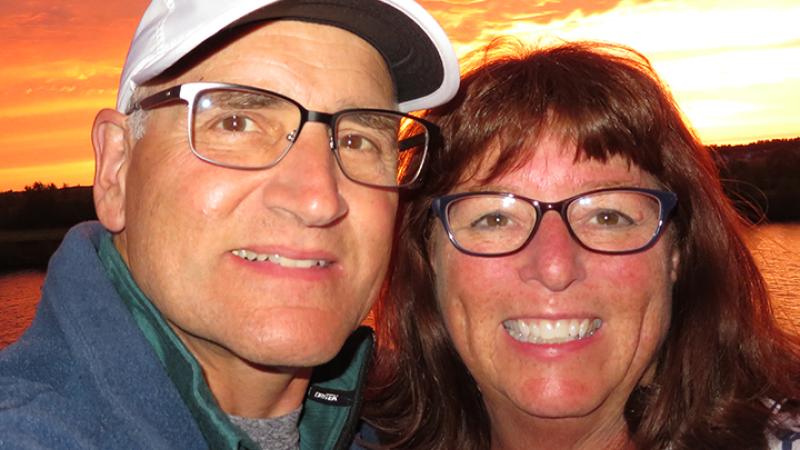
top-left (1, 0), bottom-right (798, 192)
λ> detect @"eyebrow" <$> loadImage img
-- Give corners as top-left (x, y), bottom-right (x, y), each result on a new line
top-left (203, 91), bottom-right (286, 109)
top-left (332, 97), bottom-right (398, 111)
top-left (459, 179), bottom-right (648, 196)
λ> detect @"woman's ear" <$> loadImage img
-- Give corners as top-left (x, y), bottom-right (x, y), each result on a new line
top-left (91, 108), bottom-right (130, 233)
top-left (669, 246), bottom-right (681, 283)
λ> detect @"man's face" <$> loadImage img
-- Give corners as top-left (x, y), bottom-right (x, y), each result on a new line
top-left (110, 21), bottom-right (397, 368)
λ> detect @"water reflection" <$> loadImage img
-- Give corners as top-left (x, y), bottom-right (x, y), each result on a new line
top-left (0, 270), bottom-right (44, 348)
top-left (1, 224), bottom-right (798, 348)
top-left (746, 223), bottom-right (800, 334)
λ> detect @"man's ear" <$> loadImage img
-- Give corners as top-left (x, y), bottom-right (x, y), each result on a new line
top-left (92, 108), bottom-right (130, 233)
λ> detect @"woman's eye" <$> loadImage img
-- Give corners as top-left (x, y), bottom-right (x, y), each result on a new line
top-left (471, 213), bottom-right (510, 228)
top-left (216, 114), bottom-right (256, 132)
top-left (590, 210), bottom-right (632, 226)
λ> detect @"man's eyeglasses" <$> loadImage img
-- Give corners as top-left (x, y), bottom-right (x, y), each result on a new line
top-left (432, 187), bottom-right (678, 256)
top-left (128, 82), bottom-right (437, 188)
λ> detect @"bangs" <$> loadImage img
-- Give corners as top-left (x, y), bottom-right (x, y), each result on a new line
top-left (431, 40), bottom-right (677, 189)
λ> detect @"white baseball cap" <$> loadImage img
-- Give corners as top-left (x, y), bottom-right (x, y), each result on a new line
top-left (117, 0), bottom-right (460, 113)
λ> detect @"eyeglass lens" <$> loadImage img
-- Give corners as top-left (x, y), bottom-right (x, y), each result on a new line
top-left (191, 87), bottom-right (428, 187)
top-left (445, 190), bottom-right (664, 255)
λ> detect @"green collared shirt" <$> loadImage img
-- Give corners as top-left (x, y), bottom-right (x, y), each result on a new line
top-left (98, 234), bottom-right (373, 450)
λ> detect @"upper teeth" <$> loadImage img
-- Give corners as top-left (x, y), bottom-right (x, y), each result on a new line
top-left (231, 249), bottom-right (330, 268)
top-left (503, 318), bottom-right (602, 344)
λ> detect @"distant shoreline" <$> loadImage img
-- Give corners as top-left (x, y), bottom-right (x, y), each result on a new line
top-left (1, 137), bottom-right (798, 271)
top-left (0, 228), bottom-right (70, 243)
top-left (0, 185), bottom-right (95, 272)
top-left (0, 228), bottom-right (70, 273)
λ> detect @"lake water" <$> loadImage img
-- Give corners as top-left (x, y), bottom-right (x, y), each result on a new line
top-left (1, 223), bottom-right (798, 348)
top-left (745, 223), bottom-right (800, 333)
top-left (0, 270), bottom-right (44, 348)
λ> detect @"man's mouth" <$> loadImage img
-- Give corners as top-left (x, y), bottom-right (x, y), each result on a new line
top-left (231, 249), bottom-right (331, 268)
top-left (503, 318), bottom-right (602, 344)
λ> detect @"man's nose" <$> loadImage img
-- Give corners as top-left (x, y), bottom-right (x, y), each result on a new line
top-left (261, 123), bottom-right (348, 226)
top-left (516, 212), bottom-right (585, 291)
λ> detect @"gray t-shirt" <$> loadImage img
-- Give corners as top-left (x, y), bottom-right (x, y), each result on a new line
top-left (228, 407), bottom-right (301, 450)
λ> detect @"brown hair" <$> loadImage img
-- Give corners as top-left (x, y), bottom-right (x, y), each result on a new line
top-left (364, 40), bottom-right (800, 449)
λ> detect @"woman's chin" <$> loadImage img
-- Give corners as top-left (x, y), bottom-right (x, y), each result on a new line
top-left (497, 377), bottom-right (614, 422)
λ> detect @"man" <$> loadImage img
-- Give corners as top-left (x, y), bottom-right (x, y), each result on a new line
top-left (0, 1), bottom-right (458, 448)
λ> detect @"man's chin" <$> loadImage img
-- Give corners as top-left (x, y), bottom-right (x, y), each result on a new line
top-left (228, 324), bottom-right (356, 369)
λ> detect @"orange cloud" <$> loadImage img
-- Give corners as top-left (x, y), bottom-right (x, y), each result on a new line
top-left (0, 0), bottom-right (798, 191)
top-left (420, 0), bottom-right (645, 46)
top-left (0, 0), bottom-right (146, 191)
top-left (0, 160), bottom-right (95, 193)
top-left (421, 0), bottom-right (800, 145)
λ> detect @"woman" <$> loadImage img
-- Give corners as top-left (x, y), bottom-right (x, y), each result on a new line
top-left (364, 41), bottom-right (800, 449)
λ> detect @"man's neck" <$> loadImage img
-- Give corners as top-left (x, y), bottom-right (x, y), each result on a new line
top-left (173, 325), bottom-right (312, 419)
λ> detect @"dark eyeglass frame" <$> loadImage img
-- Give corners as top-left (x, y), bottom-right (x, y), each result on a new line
top-left (431, 187), bottom-right (678, 257)
top-left (128, 81), bottom-right (439, 188)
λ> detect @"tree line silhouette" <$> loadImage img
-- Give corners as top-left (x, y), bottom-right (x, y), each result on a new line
top-left (0, 138), bottom-right (798, 271)
top-left (711, 137), bottom-right (800, 223)
top-left (0, 184), bottom-right (96, 230)
top-left (3, 139), bottom-right (798, 230)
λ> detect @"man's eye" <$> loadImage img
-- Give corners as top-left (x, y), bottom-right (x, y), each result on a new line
top-left (339, 133), bottom-right (378, 152)
top-left (216, 114), bottom-right (256, 132)
top-left (471, 213), bottom-right (510, 228)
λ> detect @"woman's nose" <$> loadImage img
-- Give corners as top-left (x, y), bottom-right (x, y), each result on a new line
top-left (516, 212), bottom-right (585, 292)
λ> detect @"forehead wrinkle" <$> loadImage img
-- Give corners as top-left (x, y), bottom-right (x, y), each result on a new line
top-left (303, 65), bottom-right (395, 111)
top-left (237, 21), bottom-right (394, 110)
top-left (185, 58), bottom-right (392, 111)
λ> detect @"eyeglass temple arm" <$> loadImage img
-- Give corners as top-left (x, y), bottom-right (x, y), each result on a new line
top-left (128, 85), bottom-right (185, 114)
top-left (398, 133), bottom-right (427, 151)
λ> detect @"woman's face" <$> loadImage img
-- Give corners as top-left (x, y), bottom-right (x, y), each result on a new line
top-left (430, 135), bottom-right (680, 434)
